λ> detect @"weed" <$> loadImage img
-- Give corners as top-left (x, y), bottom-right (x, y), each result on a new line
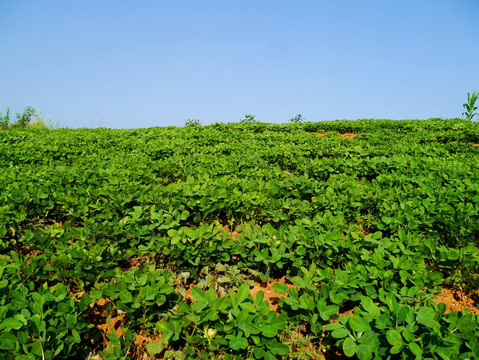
top-left (279, 322), bottom-right (323, 359)
top-left (462, 91), bottom-right (478, 121)
top-left (0, 107), bottom-right (11, 129)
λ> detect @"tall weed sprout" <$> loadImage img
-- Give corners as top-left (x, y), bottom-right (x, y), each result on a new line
top-left (0, 107), bottom-right (11, 129)
top-left (462, 91), bottom-right (478, 121)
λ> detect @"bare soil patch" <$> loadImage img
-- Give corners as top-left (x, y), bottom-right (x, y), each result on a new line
top-left (316, 132), bottom-right (357, 139)
top-left (250, 277), bottom-right (297, 313)
top-left (184, 283), bottom-right (196, 303)
top-left (340, 133), bottom-right (357, 139)
top-left (119, 254), bottom-right (153, 272)
top-left (131, 332), bottom-right (164, 360)
top-left (85, 297), bottom-right (125, 353)
top-left (434, 287), bottom-right (479, 314)
top-left (221, 225), bottom-right (241, 239)
top-left (97, 314), bottom-right (125, 338)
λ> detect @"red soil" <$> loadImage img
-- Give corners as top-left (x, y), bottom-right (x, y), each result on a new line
top-left (434, 287), bottom-right (479, 314)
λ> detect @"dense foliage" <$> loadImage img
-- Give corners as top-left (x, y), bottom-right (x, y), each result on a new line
top-left (1, 119), bottom-right (479, 359)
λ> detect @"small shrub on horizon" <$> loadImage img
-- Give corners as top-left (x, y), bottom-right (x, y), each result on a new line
top-left (185, 118), bottom-right (202, 127)
top-left (0, 106), bottom-right (52, 129)
top-left (240, 114), bottom-right (257, 123)
top-left (288, 114), bottom-right (304, 124)
top-left (14, 106), bottom-right (36, 128)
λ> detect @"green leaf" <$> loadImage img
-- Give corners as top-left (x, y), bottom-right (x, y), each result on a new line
top-left (436, 346), bottom-right (453, 360)
top-left (409, 342), bottom-right (422, 359)
top-left (407, 286), bottom-right (420, 297)
top-left (1, 317), bottom-right (23, 330)
top-left (264, 351), bottom-right (276, 360)
top-left (292, 276), bottom-right (307, 288)
top-left (390, 344), bottom-right (403, 354)
top-left (216, 295), bottom-right (230, 311)
top-left (349, 316), bottom-right (371, 333)
top-left (119, 290), bottom-right (132, 303)
top-left (205, 288), bottom-right (217, 305)
top-left (272, 283), bottom-right (287, 294)
top-left (443, 334), bottom-right (462, 346)
top-left (457, 314), bottom-right (475, 331)
top-left (16, 331), bottom-right (28, 345)
top-left (343, 337), bottom-right (357, 357)
top-left (236, 283), bottom-right (250, 304)
top-left (321, 304), bottom-right (340, 320)
top-left (357, 343), bottom-right (374, 360)
top-left (361, 296), bottom-right (380, 315)
top-left (269, 315), bottom-right (287, 330)
top-left (253, 346), bottom-right (265, 359)
top-left (191, 286), bottom-right (208, 304)
top-left (191, 300), bottom-right (208, 312)
top-left (239, 301), bottom-right (256, 313)
top-left (324, 323), bottom-right (344, 331)
top-left (239, 322), bottom-right (260, 337)
top-left (146, 341), bottom-right (164, 356)
top-left (229, 334), bottom-right (248, 350)
top-left (331, 328), bottom-right (350, 338)
top-left (386, 330), bottom-right (403, 346)
top-left (416, 307), bottom-right (439, 331)
top-left (254, 290), bottom-right (265, 304)
top-left (267, 341), bottom-right (290, 355)
top-left (180, 210), bottom-right (189, 220)
top-left (0, 333), bottom-right (17, 350)
top-left (402, 328), bottom-right (415, 342)
top-left (155, 321), bottom-right (177, 344)
top-left (299, 293), bottom-right (315, 310)
top-left (30, 341), bottom-right (43, 356)
top-left (258, 324), bottom-right (278, 338)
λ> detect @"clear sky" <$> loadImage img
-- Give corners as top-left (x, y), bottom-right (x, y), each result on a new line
top-left (1, 1), bottom-right (478, 128)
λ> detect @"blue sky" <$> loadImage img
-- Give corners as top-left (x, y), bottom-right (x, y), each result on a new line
top-left (1, 1), bottom-right (478, 128)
